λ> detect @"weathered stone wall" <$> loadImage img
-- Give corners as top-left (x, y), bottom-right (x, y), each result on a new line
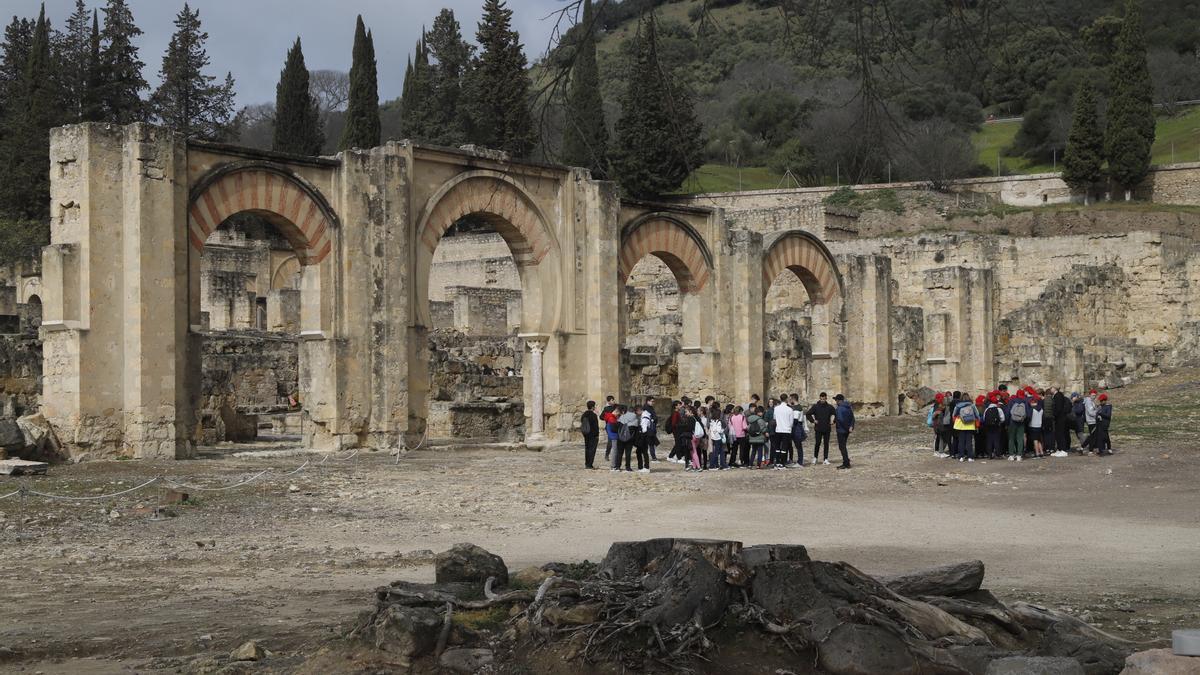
top-left (426, 329), bottom-right (524, 440)
top-left (0, 334), bottom-right (41, 418)
top-left (198, 332), bottom-right (299, 443)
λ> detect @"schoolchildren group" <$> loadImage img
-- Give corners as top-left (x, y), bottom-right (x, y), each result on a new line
top-left (577, 392), bottom-right (856, 473)
top-left (928, 385), bottom-right (1115, 461)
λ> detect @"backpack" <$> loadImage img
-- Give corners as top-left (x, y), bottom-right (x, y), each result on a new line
top-left (1010, 400), bottom-right (1028, 423)
top-left (926, 405), bottom-right (936, 428)
top-left (983, 406), bottom-right (1001, 428)
top-left (580, 414), bottom-right (595, 436)
top-left (645, 415), bottom-right (657, 437)
top-left (693, 420), bottom-right (706, 438)
top-left (618, 422), bottom-right (634, 443)
top-left (958, 404), bottom-right (977, 425)
top-left (941, 405), bottom-right (955, 427)
top-left (748, 417), bottom-right (765, 437)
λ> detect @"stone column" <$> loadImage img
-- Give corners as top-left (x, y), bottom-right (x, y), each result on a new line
top-left (526, 336), bottom-right (548, 439)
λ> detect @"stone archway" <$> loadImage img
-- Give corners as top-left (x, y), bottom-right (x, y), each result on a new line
top-left (762, 230), bottom-right (843, 399)
top-left (412, 171), bottom-right (563, 440)
top-left (618, 214), bottom-right (716, 403)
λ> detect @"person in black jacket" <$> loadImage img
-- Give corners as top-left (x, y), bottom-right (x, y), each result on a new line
top-left (580, 400), bottom-right (600, 469)
top-left (1051, 389), bottom-right (1071, 453)
top-left (833, 394), bottom-right (855, 469)
top-left (806, 392), bottom-right (836, 465)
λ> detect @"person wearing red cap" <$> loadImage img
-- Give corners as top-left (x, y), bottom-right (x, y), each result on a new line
top-left (930, 392), bottom-right (948, 457)
top-left (1095, 394), bottom-right (1113, 455)
top-left (1006, 390), bottom-right (1029, 461)
top-left (982, 393), bottom-right (1006, 458)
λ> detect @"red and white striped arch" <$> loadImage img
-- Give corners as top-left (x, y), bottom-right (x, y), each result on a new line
top-left (762, 231), bottom-right (841, 304)
top-left (618, 216), bottom-right (713, 293)
top-left (418, 176), bottom-right (553, 266)
top-left (188, 167), bottom-right (334, 265)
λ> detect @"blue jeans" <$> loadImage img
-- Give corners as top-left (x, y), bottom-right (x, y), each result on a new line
top-left (750, 443), bottom-right (765, 465)
top-left (709, 439), bottom-right (727, 469)
top-left (791, 431), bottom-right (806, 465)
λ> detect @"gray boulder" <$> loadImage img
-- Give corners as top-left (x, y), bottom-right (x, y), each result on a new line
top-left (0, 419), bottom-right (23, 454)
top-left (818, 623), bottom-right (923, 675)
top-left (1121, 648), bottom-right (1200, 674)
top-left (987, 656), bottom-right (1084, 675)
top-left (434, 543), bottom-right (508, 585)
top-left (740, 543), bottom-right (810, 568)
top-left (440, 647), bottom-right (494, 673)
top-left (354, 604), bottom-right (442, 664)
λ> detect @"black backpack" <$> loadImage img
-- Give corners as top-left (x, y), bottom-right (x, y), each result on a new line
top-left (983, 406), bottom-right (1001, 428)
top-left (748, 417), bottom-right (765, 436)
top-left (580, 413), bottom-right (595, 436)
top-left (618, 422), bottom-right (635, 443)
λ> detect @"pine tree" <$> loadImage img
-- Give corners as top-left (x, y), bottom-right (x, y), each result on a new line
top-left (339, 16), bottom-right (380, 150)
top-left (611, 13), bottom-right (703, 199)
top-left (98, 0), bottom-right (147, 124)
top-left (59, 0), bottom-right (93, 122)
top-left (0, 7), bottom-right (58, 221)
top-left (0, 17), bottom-right (35, 121)
top-left (1104, 0), bottom-right (1155, 198)
top-left (1061, 82), bottom-right (1104, 204)
top-left (273, 38), bottom-right (323, 155)
top-left (465, 0), bottom-right (535, 157)
top-left (399, 35), bottom-right (433, 141)
top-left (426, 9), bottom-right (472, 146)
top-left (561, 0), bottom-right (609, 177)
top-left (150, 3), bottom-right (236, 140)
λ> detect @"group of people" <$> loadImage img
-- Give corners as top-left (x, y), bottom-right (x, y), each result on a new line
top-left (928, 385), bottom-right (1115, 462)
top-left (578, 392), bottom-right (856, 473)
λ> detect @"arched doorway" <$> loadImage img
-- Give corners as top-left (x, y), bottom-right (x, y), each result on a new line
top-left (187, 163), bottom-right (337, 448)
top-left (414, 171), bottom-right (561, 441)
top-left (22, 294), bottom-right (41, 335)
top-left (618, 214), bottom-right (714, 410)
top-left (761, 231), bottom-right (842, 401)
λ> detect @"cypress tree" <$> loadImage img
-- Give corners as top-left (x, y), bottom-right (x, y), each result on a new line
top-left (82, 11), bottom-right (103, 122)
top-left (273, 38), bottom-right (323, 155)
top-left (466, 0), bottom-right (535, 157)
top-left (0, 17), bottom-right (35, 121)
top-left (611, 12), bottom-right (703, 199)
top-left (561, 0), bottom-right (609, 177)
top-left (1105, 0), bottom-right (1155, 199)
top-left (98, 0), bottom-right (147, 124)
top-left (339, 16), bottom-right (381, 150)
top-left (60, 0), bottom-right (93, 122)
top-left (150, 3), bottom-right (236, 141)
top-left (400, 35), bottom-right (433, 142)
top-left (0, 6), bottom-right (57, 221)
top-left (426, 9), bottom-right (472, 146)
top-left (1061, 82), bottom-right (1104, 204)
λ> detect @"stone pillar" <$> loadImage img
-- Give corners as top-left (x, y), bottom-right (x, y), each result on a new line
top-left (525, 336), bottom-right (547, 439)
top-left (922, 266), bottom-right (994, 394)
top-left (266, 288), bottom-right (300, 333)
top-left (42, 123), bottom-right (194, 459)
top-left (838, 254), bottom-right (895, 415)
top-left (581, 179), bottom-right (622, 404)
top-left (728, 229), bottom-right (764, 403)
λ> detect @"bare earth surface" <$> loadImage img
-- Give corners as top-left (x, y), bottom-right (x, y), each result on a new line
top-left (2, 372), bottom-right (1200, 673)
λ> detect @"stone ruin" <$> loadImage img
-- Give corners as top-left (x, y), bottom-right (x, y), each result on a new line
top-left (336, 538), bottom-right (1170, 674)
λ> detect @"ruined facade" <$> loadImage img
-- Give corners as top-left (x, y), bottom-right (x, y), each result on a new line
top-left (32, 122), bottom-right (1200, 458)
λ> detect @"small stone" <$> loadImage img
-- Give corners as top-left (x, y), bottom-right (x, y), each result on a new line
top-left (288, 484), bottom-right (300, 493)
top-left (230, 640), bottom-right (265, 662)
top-left (1122, 647), bottom-right (1200, 674)
top-left (510, 565), bottom-right (554, 588)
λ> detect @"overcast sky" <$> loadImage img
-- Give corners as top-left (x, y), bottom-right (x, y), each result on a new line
top-left (9, 0), bottom-right (568, 107)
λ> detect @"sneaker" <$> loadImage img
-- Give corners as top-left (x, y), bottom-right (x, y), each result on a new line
top-left (967, 458), bottom-right (974, 462)
top-left (959, 457), bottom-right (965, 462)
top-left (610, 468), bottom-right (618, 472)
top-left (836, 464), bottom-right (850, 470)
top-left (823, 459), bottom-right (830, 465)
top-left (639, 468), bottom-right (650, 474)
top-left (1016, 456), bottom-right (1022, 462)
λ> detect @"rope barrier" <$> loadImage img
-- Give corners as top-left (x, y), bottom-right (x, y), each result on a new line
top-left (1, 450), bottom-right (358, 502)
top-left (394, 428), bottom-right (429, 464)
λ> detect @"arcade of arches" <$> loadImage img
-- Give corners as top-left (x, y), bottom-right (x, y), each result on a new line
top-left (37, 123), bottom-right (896, 459)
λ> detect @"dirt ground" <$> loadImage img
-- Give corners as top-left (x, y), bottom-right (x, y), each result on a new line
top-left (2, 371), bottom-right (1199, 673)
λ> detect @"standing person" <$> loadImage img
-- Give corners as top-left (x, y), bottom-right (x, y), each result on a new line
top-left (806, 392), bottom-right (836, 465)
top-left (601, 395), bottom-right (617, 462)
top-left (666, 400), bottom-right (683, 463)
top-left (1071, 393), bottom-right (1087, 452)
top-left (772, 396), bottom-right (795, 469)
top-left (952, 393), bottom-right (980, 462)
top-left (788, 394), bottom-right (807, 467)
top-left (764, 397), bottom-right (777, 464)
top-left (580, 400), bottom-right (600, 469)
top-left (746, 394), bottom-right (761, 418)
top-left (746, 406), bottom-right (767, 468)
top-left (1042, 388), bottom-right (1057, 453)
top-left (642, 397), bottom-right (659, 462)
top-left (1052, 388), bottom-right (1071, 455)
top-left (675, 403), bottom-right (695, 466)
top-left (633, 401), bottom-right (652, 470)
top-left (931, 393), bottom-right (947, 456)
top-left (692, 406), bottom-right (708, 471)
top-left (1083, 390), bottom-right (1099, 452)
top-left (708, 404), bottom-right (728, 470)
top-left (721, 404), bottom-right (737, 467)
top-left (833, 394), bottom-right (855, 469)
top-left (1029, 394), bottom-right (1046, 458)
top-left (1095, 394), bottom-right (1114, 455)
top-left (613, 405), bottom-right (637, 472)
top-left (983, 393), bottom-right (1006, 459)
top-left (1006, 391), bottom-right (1029, 461)
top-left (729, 405), bottom-right (749, 468)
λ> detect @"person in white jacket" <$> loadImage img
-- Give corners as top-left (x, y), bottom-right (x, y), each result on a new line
top-left (707, 405), bottom-right (728, 470)
top-left (771, 398), bottom-right (794, 469)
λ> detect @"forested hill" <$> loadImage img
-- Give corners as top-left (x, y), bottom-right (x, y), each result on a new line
top-left (541, 0), bottom-right (1200, 186)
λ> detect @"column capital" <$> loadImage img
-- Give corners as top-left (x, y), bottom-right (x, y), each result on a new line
top-left (519, 332), bottom-right (551, 352)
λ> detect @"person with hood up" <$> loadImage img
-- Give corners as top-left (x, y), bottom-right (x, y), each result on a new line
top-left (833, 394), bottom-right (855, 469)
top-left (982, 392), bottom-right (1006, 459)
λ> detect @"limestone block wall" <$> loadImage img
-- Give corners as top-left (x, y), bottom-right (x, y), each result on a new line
top-left (0, 333), bottom-right (42, 418)
top-left (197, 333), bottom-right (299, 444)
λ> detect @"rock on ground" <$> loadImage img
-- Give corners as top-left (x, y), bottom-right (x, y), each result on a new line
top-left (1119, 649), bottom-right (1200, 674)
top-left (439, 648), bottom-right (494, 673)
top-left (229, 640), bottom-right (265, 662)
top-left (881, 560), bottom-right (985, 597)
top-left (434, 543), bottom-right (508, 585)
